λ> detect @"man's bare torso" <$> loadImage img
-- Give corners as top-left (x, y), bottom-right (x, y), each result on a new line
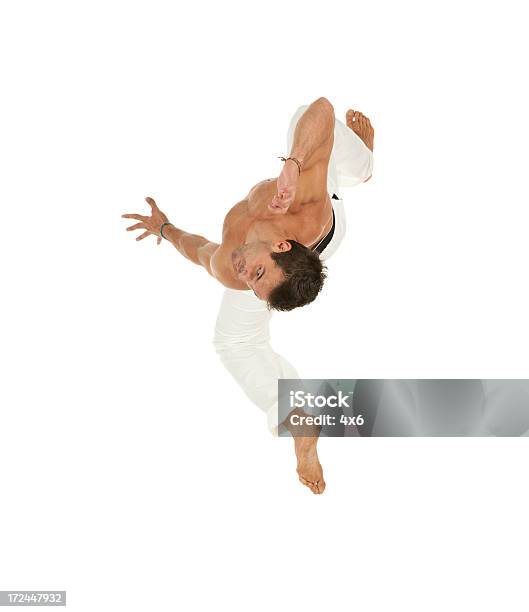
top-left (212, 171), bottom-right (333, 289)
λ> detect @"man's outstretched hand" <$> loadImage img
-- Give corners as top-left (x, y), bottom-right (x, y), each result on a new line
top-left (269, 160), bottom-right (299, 214)
top-left (122, 197), bottom-right (169, 245)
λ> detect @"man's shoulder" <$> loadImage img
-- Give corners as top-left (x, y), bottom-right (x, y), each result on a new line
top-left (223, 198), bottom-right (250, 226)
top-left (247, 178), bottom-right (277, 201)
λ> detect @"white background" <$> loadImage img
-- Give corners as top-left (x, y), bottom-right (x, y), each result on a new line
top-left (1, 1), bottom-right (528, 610)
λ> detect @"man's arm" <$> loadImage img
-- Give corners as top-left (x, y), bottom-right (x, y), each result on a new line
top-left (270, 98), bottom-right (335, 213)
top-left (289, 96), bottom-right (335, 171)
top-left (161, 225), bottom-right (219, 275)
top-left (122, 197), bottom-right (219, 277)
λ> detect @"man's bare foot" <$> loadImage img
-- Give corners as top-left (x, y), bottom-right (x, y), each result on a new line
top-left (346, 109), bottom-right (374, 152)
top-left (294, 437), bottom-right (326, 494)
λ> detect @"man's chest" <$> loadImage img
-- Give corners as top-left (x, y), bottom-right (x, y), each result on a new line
top-left (221, 179), bottom-right (333, 247)
top-left (247, 179), bottom-right (333, 245)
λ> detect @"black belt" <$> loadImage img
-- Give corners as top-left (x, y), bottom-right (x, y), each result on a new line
top-left (313, 193), bottom-right (338, 254)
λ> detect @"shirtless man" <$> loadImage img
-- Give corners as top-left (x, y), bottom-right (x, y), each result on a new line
top-left (123, 98), bottom-right (374, 493)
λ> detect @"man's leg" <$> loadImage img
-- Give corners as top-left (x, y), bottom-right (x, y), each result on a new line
top-left (213, 291), bottom-right (326, 493)
top-left (213, 288), bottom-right (299, 434)
top-left (335, 109), bottom-right (374, 186)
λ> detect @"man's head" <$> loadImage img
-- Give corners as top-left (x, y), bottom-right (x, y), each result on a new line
top-left (231, 239), bottom-right (326, 311)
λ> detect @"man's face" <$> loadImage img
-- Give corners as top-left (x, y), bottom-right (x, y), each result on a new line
top-left (231, 240), bottom-right (292, 300)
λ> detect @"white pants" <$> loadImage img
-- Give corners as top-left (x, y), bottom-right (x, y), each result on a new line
top-left (213, 105), bottom-right (373, 433)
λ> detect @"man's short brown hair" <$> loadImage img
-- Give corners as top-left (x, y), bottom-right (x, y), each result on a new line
top-left (267, 240), bottom-right (327, 311)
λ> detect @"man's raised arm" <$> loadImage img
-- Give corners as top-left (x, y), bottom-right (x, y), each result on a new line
top-left (270, 98), bottom-right (335, 213)
top-left (289, 97), bottom-right (335, 171)
top-left (122, 197), bottom-right (219, 277)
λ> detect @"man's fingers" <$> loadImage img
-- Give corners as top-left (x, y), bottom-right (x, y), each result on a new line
top-left (157, 236), bottom-right (162, 246)
top-left (145, 196), bottom-right (158, 210)
top-left (122, 213), bottom-right (146, 221)
top-left (272, 195), bottom-right (292, 209)
top-left (276, 189), bottom-right (293, 204)
top-left (270, 200), bottom-right (289, 214)
top-left (126, 222), bottom-right (144, 232)
top-left (136, 231), bottom-right (151, 241)
top-left (272, 195), bottom-right (287, 207)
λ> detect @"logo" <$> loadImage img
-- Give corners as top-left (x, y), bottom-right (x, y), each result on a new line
top-left (289, 389), bottom-right (354, 409)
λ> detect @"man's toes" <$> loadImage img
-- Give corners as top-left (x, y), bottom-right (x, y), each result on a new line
top-left (363, 117), bottom-right (370, 134)
top-left (298, 474), bottom-right (321, 494)
top-left (316, 480), bottom-right (326, 494)
top-left (299, 475), bottom-right (310, 488)
top-left (307, 481), bottom-right (319, 494)
top-left (301, 478), bottom-right (317, 493)
top-left (357, 113), bottom-right (371, 130)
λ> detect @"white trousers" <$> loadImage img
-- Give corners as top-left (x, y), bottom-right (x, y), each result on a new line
top-left (213, 105), bottom-right (373, 433)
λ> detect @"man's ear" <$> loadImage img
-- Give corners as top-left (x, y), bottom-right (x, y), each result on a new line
top-left (272, 240), bottom-right (293, 253)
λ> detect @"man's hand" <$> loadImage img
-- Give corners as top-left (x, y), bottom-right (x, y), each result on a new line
top-left (122, 197), bottom-right (169, 245)
top-left (269, 160), bottom-right (299, 214)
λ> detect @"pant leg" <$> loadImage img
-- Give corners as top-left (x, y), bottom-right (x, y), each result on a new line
top-left (213, 288), bottom-right (299, 434)
top-left (332, 114), bottom-right (374, 188)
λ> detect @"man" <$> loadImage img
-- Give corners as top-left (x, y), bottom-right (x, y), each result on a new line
top-left (123, 98), bottom-right (374, 494)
